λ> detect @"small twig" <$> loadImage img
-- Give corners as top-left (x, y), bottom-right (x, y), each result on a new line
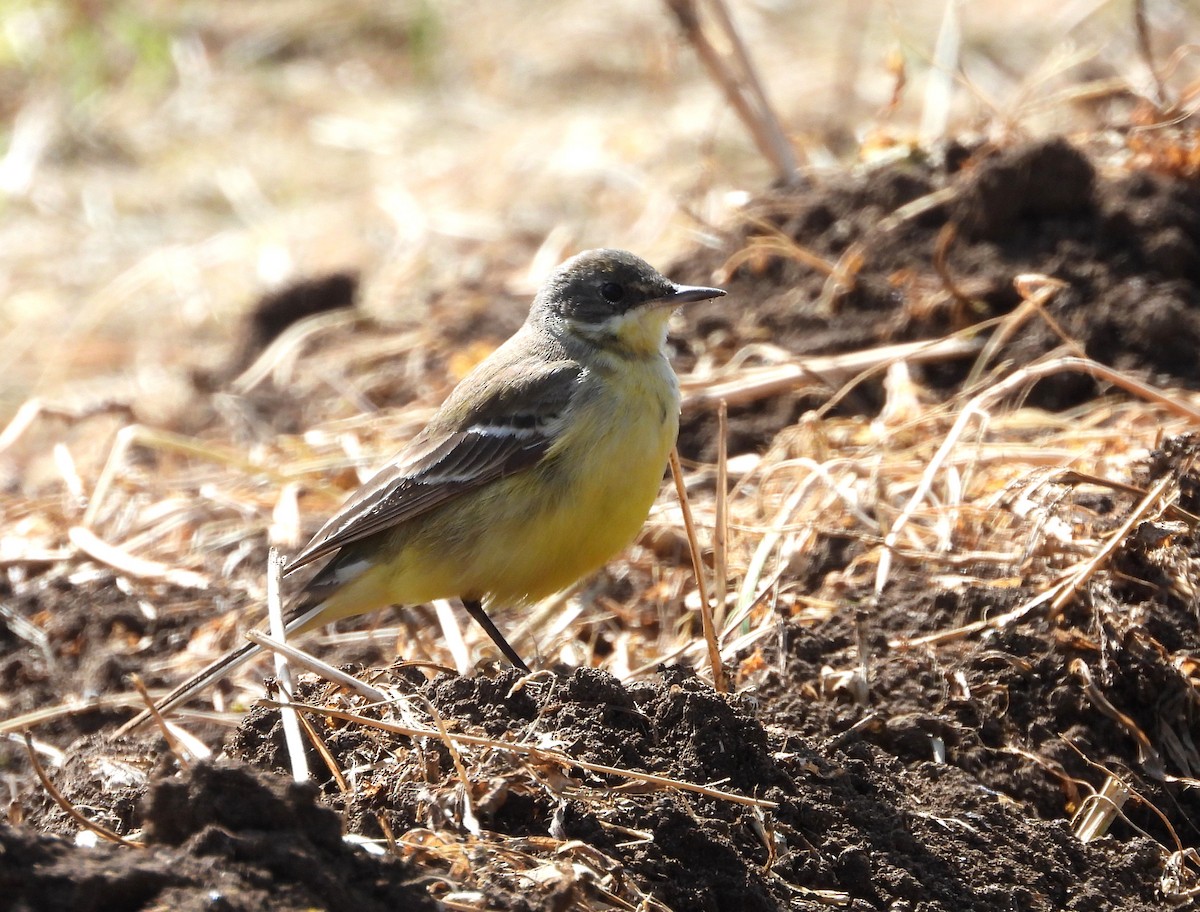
top-left (375, 813), bottom-right (398, 855)
top-left (722, 224), bottom-right (838, 277)
top-left (291, 703), bottom-right (351, 793)
top-left (815, 242), bottom-right (865, 315)
top-left (663, 0), bottom-right (798, 184)
top-left (1071, 659), bottom-right (1166, 779)
top-left (1056, 470), bottom-right (1200, 526)
top-left (681, 335), bottom-right (983, 411)
top-left (965, 275), bottom-right (1067, 389)
top-left (1014, 275), bottom-right (1087, 357)
top-left (931, 224), bottom-right (979, 319)
top-left (1, 695), bottom-right (216, 735)
top-left (890, 579), bottom-right (1062, 649)
top-left (67, 526), bottom-right (208, 590)
top-left (421, 695), bottom-right (480, 835)
top-left (1047, 467), bottom-right (1182, 624)
top-left (713, 400), bottom-right (730, 631)
top-left (129, 674), bottom-right (192, 768)
top-left (669, 447), bottom-right (727, 693)
top-left (706, 0), bottom-right (798, 176)
top-left (23, 732), bottom-right (144, 849)
top-left (243, 629), bottom-right (390, 703)
top-left (1134, 0), bottom-right (1170, 111)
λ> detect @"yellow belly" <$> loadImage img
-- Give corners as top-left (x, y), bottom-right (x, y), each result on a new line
top-left (484, 395), bottom-right (677, 603)
top-left (315, 357), bottom-right (679, 621)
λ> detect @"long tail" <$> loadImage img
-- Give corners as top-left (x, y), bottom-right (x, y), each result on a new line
top-left (112, 600), bottom-right (327, 738)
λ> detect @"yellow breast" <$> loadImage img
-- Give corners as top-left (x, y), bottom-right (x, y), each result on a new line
top-left (480, 353), bottom-right (679, 604)
top-left (314, 353), bottom-right (680, 620)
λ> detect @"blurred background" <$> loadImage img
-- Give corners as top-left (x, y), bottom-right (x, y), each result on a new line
top-left (1, 0), bottom-right (1195, 422)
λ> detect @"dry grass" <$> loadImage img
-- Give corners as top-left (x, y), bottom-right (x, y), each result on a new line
top-left (5, 292), bottom-right (1199, 705)
top-left (6, 1), bottom-right (1200, 906)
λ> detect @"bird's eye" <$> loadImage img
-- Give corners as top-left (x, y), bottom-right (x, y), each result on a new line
top-left (600, 282), bottom-right (625, 303)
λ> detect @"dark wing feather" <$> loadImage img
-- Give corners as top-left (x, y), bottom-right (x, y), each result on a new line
top-left (283, 357), bottom-right (581, 574)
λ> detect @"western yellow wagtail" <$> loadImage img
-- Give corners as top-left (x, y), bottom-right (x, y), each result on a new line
top-left (120, 248), bottom-right (723, 731)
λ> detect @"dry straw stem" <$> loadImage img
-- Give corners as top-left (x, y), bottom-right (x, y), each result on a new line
top-left (266, 548), bottom-right (310, 783)
top-left (1070, 659), bottom-right (1186, 785)
top-left (420, 693), bottom-right (481, 836)
top-left (875, 353), bottom-right (1200, 596)
top-left (68, 525), bottom-right (209, 591)
top-left (127, 673), bottom-right (205, 767)
top-left (21, 732), bottom-right (144, 850)
top-left (243, 629), bottom-right (389, 703)
top-left (265, 700), bottom-right (776, 811)
top-left (712, 399), bottom-right (730, 630)
top-left (663, 0), bottom-right (799, 184)
top-left (682, 334), bottom-right (983, 410)
top-left (1062, 736), bottom-right (1192, 858)
top-left (1045, 463), bottom-right (1184, 626)
top-left (223, 640), bottom-right (353, 794)
top-left (84, 425), bottom-right (278, 530)
top-left (965, 274), bottom-right (1077, 389)
top-left (0, 397), bottom-right (133, 454)
top-left (230, 309), bottom-right (363, 395)
top-left (721, 220), bottom-right (842, 281)
top-left (889, 429), bottom-right (1196, 653)
top-left (668, 446), bottom-right (727, 693)
top-left (890, 417), bottom-right (1189, 653)
top-left (0, 696), bottom-right (169, 737)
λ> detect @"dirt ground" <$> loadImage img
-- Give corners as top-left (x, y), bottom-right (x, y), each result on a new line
top-left (5, 134), bottom-right (1200, 911)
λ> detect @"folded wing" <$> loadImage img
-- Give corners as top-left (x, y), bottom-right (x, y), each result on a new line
top-left (284, 358), bottom-right (583, 573)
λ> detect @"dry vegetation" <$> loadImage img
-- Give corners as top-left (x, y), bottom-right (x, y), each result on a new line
top-left (4, 2), bottom-right (1200, 910)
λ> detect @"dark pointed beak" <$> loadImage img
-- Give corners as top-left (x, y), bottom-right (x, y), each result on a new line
top-left (656, 282), bottom-right (726, 307)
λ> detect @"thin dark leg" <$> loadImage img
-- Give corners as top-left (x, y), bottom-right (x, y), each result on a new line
top-left (462, 598), bottom-right (530, 672)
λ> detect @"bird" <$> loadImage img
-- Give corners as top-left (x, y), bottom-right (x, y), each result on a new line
top-left (118, 248), bottom-right (724, 733)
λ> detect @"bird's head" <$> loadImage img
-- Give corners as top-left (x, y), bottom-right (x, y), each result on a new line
top-left (532, 248), bottom-right (725, 356)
